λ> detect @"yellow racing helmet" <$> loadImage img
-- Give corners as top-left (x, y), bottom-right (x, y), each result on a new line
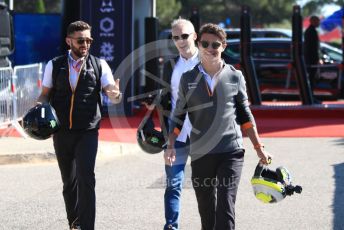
top-left (251, 162), bottom-right (302, 204)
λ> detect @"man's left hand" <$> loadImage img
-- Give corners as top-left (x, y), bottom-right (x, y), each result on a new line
top-left (104, 79), bottom-right (122, 104)
top-left (256, 148), bottom-right (273, 165)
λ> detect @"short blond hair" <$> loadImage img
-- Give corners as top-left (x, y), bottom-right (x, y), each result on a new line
top-left (171, 18), bottom-right (195, 32)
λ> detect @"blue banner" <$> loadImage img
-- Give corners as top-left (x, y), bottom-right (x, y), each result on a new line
top-left (321, 8), bottom-right (344, 32)
top-left (81, 0), bottom-right (133, 72)
top-left (10, 13), bottom-right (61, 65)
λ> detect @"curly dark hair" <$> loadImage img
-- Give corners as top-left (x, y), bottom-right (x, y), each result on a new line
top-left (199, 23), bottom-right (226, 44)
top-left (67, 21), bottom-right (92, 36)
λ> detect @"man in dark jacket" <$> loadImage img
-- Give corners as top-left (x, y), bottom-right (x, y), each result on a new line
top-left (166, 23), bottom-right (272, 230)
top-left (37, 21), bottom-right (121, 230)
top-left (304, 15), bottom-right (321, 92)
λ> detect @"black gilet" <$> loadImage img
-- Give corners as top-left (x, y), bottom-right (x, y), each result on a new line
top-left (50, 54), bottom-right (102, 131)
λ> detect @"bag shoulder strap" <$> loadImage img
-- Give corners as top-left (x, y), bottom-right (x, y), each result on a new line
top-left (50, 55), bottom-right (67, 101)
top-left (51, 55), bottom-right (67, 88)
top-left (89, 54), bottom-right (102, 82)
top-left (89, 54), bottom-right (103, 106)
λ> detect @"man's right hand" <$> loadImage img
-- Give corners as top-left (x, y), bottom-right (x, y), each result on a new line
top-left (164, 146), bottom-right (176, 166)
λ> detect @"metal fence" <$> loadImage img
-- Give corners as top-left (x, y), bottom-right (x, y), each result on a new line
top-left (0, 67), bottom-right (13, 127)
top-left (13, 63), bottom-right (43, 119)
top-left (0, 63), bottom-right (43, 137)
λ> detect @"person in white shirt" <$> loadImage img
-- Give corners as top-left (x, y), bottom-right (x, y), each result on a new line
top-left (37, 20), bottom-right (121, 230)
top-left (160, 19), bottom-right (199, 230)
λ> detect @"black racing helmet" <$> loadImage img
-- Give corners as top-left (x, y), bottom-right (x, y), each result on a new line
top-left (137, 115), bottom-right (166, 154)
top-left (23, 103), bottom-right (60, 140)
top-left (251, 162), bottom-right (302, 204)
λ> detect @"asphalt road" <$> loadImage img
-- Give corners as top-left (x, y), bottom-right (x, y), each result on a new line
top-left (0, 138), bottom-right (344, 230)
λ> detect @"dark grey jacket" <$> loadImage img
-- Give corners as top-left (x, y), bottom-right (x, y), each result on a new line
top-left (304, 25), bottom-right (320, 65)
top-left (159, 56), bottom-right (179, 131)
top-left (170, 63), bottom-right (255, 157)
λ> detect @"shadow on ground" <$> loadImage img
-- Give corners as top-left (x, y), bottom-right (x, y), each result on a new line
top-left (333, 162), bottom-right (344, 229)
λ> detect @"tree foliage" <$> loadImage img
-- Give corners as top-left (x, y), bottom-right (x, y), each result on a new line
top-left (36, 0), bottom-right (46, 13)
top-left (302, 0), bottom-right (344, 16)
top-left (157, 0), bottom-right (182, 29)
top-left (176, 0), bottom-right (297, 28)
top-left (158, 0), bottom-right (344, 30)
top-left (5, 0), bottom-right (61, 13)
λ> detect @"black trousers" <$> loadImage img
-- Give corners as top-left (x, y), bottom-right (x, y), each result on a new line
top-left (53, 129), bottom-right (98, 230)
top-left (191, 150), bottom-right (244, 230)
top-left (307, 66), bottom-right (317, 92)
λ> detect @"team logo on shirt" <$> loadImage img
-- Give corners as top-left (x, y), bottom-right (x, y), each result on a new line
top-left (188, 82), bottom-right (197, 89)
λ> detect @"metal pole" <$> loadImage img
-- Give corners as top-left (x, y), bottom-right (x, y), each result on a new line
top-left (9, 0), bottom-right (13, 10)
top-left (340, 11), bottom-right (344, 96)
top-left (151, 0), bottom-right (156, 17)
top-left (240, 5), bottom-right (262, 105)
top-left (144, 17), bottom-right (159, 97)
top-left (291, 5), bottom-right (314, 104)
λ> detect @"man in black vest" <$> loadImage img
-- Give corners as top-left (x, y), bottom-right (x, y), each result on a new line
top-left (166, 23), bottom-right (272, 230)
top-left (37, 21), bottom-right (121, 230)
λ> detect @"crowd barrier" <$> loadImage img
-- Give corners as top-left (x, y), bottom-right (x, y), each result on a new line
top-left (0, 63), bottom-right (43, 138)
top-left (0, 67), bottom-right (13, 127)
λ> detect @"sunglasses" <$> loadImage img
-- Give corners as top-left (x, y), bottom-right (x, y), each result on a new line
top-left (172, 33), bottom-right (192, 41)
top-left (70, 37), bottom-right (93, 45)
top-left (199, 40), bottom-right (222, 49)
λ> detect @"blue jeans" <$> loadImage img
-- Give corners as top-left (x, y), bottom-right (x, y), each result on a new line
top-left (164, 140), bottom-right (189, 230)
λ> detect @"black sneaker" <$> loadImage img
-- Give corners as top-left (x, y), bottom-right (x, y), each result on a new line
top-left (70, 224), bottom-right (81, 230)
top-left (70, 218), bottom-right (81, 230)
